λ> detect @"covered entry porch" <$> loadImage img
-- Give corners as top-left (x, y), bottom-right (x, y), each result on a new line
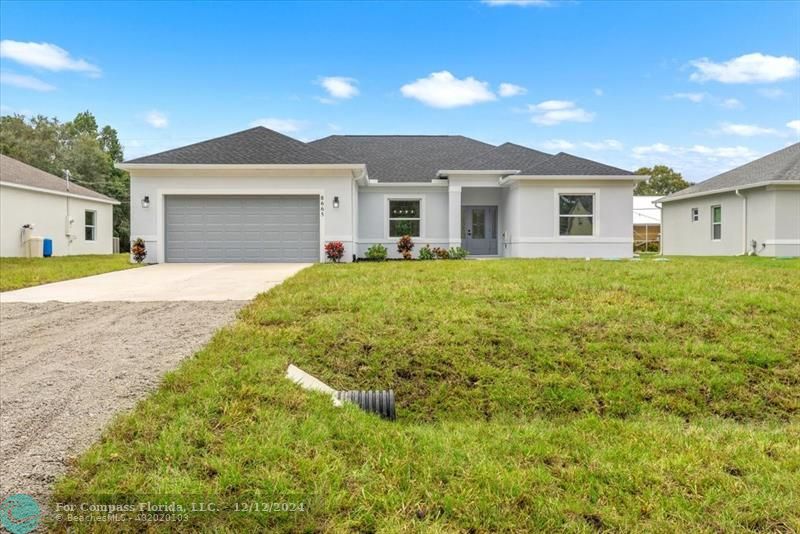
top-left (447, 186), bottom-right (505, 256)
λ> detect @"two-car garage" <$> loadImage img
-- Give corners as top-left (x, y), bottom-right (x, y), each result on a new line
top-left (164, 195), bottom-right (320, 263)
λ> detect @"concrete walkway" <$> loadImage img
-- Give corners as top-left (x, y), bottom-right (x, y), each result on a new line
top-left (0, 263), bottom-right (310, 302)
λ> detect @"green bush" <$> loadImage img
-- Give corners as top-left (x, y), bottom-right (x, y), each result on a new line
top-left (365, 243), bottom-right (388, 261)
top-left (448, 246), bottom-right (469, 259)
top-left (418, 245), bottom-right (435, 260)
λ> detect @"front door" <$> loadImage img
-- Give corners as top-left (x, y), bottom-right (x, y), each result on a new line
top-left (461, 206), bottom-right (497, 255)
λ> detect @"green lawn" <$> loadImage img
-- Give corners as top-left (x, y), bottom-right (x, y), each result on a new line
top-left (0, 254), bottom-right (139, 291)
top-left (52, 257), bottom-right (800, 532)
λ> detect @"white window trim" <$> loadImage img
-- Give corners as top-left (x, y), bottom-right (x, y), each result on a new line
top-left (384, 195), bottom-right (425, 239)
top-left (691, 207), bottom-right (699, 222)
top-left (711, 205), bottom-right (722, 241)
top-left (554, 189), bottom-right (598, 238)
top-left (85, 209), bottom-right (97, 241)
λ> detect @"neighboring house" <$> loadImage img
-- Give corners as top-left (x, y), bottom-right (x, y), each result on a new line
top-left (633, 196), bottom-right (661, 251)
top-left (659, 143), bottom-right (800, 257)
top-left (119, 127), bottom-right (644, 263)
top-left (0, 154), bottom-right (119, 257)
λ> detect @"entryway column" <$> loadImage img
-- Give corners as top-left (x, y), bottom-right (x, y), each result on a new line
top-left (448, 186), bottom-right (462, 249)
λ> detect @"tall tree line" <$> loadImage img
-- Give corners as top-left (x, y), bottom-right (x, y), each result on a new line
top-left (0, 111), bottom-right (131, 250)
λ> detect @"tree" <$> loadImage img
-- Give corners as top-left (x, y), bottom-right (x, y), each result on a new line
top-left (634, 165), bottom-right (693, 196)
top-left (0, 111), bottom-right (131, 250)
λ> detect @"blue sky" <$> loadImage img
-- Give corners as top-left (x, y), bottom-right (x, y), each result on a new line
top-left (1, 0), bottom-right (798, 181)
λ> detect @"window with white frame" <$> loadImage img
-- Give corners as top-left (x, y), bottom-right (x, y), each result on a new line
top-left (388, 199), bottom-right (421, 237)
top-left (691, 207), bottom-right (699, 222)
top-left (85, 210), bottom-right (96, 241)
top-left (559, 194), bottom-right (594, 236)
top-left (711, 205), bottom-right (722, 240)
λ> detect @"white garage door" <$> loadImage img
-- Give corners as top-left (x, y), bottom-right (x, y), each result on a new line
top-left (165, 195), bottom-right (320, 262)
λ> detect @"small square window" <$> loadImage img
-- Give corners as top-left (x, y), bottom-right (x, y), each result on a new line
top-left (691, 208), bottom-right (699, 222)
top-left (559, 194), bottom-right (594, 236)
top-left (85, 210), bottom-right (96, 241)
top-left (388, 199), bottom-right (421, 237)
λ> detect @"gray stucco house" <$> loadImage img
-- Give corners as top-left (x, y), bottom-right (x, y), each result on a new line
top-left (659, 142), bottom-right (800, 257)
top-left (119, 126), bottom-right (644, 263)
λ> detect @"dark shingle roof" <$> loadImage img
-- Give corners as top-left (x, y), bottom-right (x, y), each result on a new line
top-left (124, 126), bottom-right (348, 165)
top-left (309, 135), bottom-right (495, 182)
top-left (523, 152), bottom-right (632, 176)
top-left (457, 142), bottom-right (552, 173)
top-left (663, 142), bottom-right (800, 200)
top-left (0, 154), bottom-right (118, 202)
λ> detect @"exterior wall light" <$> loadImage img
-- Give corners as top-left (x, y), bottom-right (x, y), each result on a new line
top-left (333, 196), bottom-right (340, 208)
top-left (142, 195), bottom-right (150, 208)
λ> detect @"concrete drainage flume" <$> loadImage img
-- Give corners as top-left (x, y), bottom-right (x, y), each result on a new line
top-left (286, 364), bottom-right (396, 421)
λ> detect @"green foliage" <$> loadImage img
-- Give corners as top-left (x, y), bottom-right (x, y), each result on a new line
top-left (418, 245), bottom-right (435, 260)
top-left (0, 111), bottom-right (131, 249)
top-left (448, 246), bottom-right (469, 259)
top-left (396, 235), bottom-right (414, 260)
top-left (634, 165), bottom-right (693, 195)
top-left (52, 258), bottom-right (800, 532)
top-left (365, 243), bottom-right (388, 261)
top-left (0, 254), bottom-right (138, 291)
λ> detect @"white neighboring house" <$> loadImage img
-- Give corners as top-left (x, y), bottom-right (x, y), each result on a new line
top-left (633, 196), bottom-right (661, 251)
top-left (119, 126), bottom-right (645, 263)
top-left (0, 154), bottom-right (119, 257)
top-left (659, 143), bottom-right (800, 257)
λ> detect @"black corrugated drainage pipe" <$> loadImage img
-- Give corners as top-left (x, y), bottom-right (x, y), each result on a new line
top-left (336, 390), bottom-right (396, 421)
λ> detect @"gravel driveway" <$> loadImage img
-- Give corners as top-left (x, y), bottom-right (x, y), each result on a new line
top-left (0, 300), bottom-right (244, 502)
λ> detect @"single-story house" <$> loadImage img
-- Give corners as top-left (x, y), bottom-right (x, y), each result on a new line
top-left (659, 143), bottom-right (800, 257)
top-left (633, 196), bottom-right (661, 252)
top-left (0, 154), bottom-right (119, 257)
top-left (119, 127), bottom-right (645, 263)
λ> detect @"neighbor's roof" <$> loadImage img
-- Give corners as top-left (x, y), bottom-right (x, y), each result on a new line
top-left (662, 142), bottom-right (800, 201)
top-left (0, 154), bottom-right (118, 203)
top-left (633, 196), bottom-right (661, 225)
top-left (124, 126), bottom-right (349, 165)
top-left (309, 135), bottom-right (495, 182)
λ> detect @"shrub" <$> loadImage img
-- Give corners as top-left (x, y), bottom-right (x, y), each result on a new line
top-left (448, 246), bottom-right (469, 260)
top-left (432, 247), bottom-right (450, 260)
top-left (131, 238), bottom-right (147, 264)
top-left (365, 243), bottom-right (388, 261)
top-left (325, 241), bottom-right (345, 263)
top-left (397, 235), bottom-right (414, 260)
top-left (418, 245), bottom-right (434, 260)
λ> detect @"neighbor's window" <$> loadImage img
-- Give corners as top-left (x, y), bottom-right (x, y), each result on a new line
top-left (559, 194), bottom-right (594, 236)
top-left (711, 205), bottom-right (722, 240)
top-left (389, 199), bottom-right (421, 237)
top-left (85, 210), bottom-right (96, 241)
top-left (691, 207), bottom-right (699, 222)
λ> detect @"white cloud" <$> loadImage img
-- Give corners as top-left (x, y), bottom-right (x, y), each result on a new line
top-left (787, 120), bottom-right (800, 134)
top-left (758, 88), bottom-right (786, 99)
top-left (529, 100), bottom-right (594, 126)
top-left (583, 139), bottom-right (623, 151)
top-left (145, 110), bottom-right (168, 129)
top-left (401, 71), bottom-right (496, 108)
top-left (720, 98), bottom-right (743, 109)
top-left (632, 143), bottom-right (673, 156)
top-left (541, 139), bottom-right (575, 151)
top-left (498, 82), bottom-right (526, 97)
top-left (633, 143), bottom-right (757, 160)
top-left (669, 92), bottom-right (707, 103)
top-left (319, 76), bottom-right (359, 100)
top-left (717, 122), bottom-right (778, 137)
top-left (249, 117), bottom-right (306, 133)
top-left (482, 0), bottom-right (551, 6)
top-left (0, 72), bottom-right (55, 92)
top-left (0, 40), bottom-right (100, 77)
top-left (593, 88), bottom-right (604, 96)
top-left (689, 52), bottom-right (800, 84)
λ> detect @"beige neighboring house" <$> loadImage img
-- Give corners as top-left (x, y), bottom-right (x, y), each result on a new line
top-left (0, 154), bottom-right (119, 257)
top-left (659, 143), bottom-right (800, 257)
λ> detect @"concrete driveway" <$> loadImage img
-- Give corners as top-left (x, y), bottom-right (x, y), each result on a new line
top-left (0, 262), bottom-right (309, 503)
top-left (0, 263), bottom-right (310, 302)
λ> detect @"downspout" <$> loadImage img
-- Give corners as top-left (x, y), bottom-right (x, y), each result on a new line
top-left (734, 189), bottom-right (747, 255)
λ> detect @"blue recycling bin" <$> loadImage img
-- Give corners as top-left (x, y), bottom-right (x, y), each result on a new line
top-left (43, 238), bottom-right (53, 257)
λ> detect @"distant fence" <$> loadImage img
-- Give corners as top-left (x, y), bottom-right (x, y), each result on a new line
top-left (633, 224), bottom-right (660, 253)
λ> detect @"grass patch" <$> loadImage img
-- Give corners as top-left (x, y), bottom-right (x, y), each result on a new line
top-left (52, 257), bottom-right (800, 531)
top-left (0, 254), bottom-right (138, 291)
